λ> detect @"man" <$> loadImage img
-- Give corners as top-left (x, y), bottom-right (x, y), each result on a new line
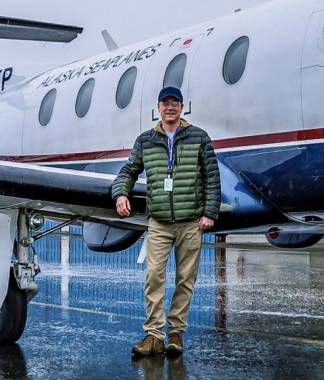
top-left (112, 86), bottom-right (220, 356)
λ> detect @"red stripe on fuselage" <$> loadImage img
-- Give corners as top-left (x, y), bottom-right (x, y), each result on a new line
top-left (212, 128), bottom-right (324, 149)
top-left (1, 128), bottom-right (324, 163)
top-left (0, 149), bottom-right (133, 163)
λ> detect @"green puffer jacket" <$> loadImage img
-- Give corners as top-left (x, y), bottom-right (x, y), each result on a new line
top-left (111, 119), bottom-right (220, 223)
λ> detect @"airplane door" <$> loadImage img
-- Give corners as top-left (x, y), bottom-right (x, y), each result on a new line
top-left (141, 33), bottom-right (204, 132)
top-left (302, 9), bottom-right (324, 129)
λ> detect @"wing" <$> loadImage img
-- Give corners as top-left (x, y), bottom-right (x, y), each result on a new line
top-left (1, 160), bottom-right (323, 250)
top-left (0, 17), bottom-right (83, 42)
top-left (0, 160), bottom-right (147, 228)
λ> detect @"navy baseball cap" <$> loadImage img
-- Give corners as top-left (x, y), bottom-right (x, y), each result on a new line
top-left (158, 86), bottom-right (183, 103)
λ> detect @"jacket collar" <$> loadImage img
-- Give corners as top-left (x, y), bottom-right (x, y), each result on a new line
top-left (154, 118), bottom-right (191, 135)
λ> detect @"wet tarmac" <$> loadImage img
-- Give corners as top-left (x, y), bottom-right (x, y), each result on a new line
top-left (2, 245), bottom-right (324, 379)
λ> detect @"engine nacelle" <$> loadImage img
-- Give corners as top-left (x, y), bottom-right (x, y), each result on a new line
top-left (265, 229), bottom-right (322, 248)
top-left (83, 221), bottom-right (144, 252)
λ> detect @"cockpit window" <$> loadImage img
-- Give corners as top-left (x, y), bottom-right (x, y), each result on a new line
top-left (116, 66), bottom-right (137, 109)
top-left (39, 88), bottom-right (56, 126)
top-left (75, 78), bottom-right (95, 118)
top-left (163, 53), bottom-right (187, 89)
top-left (223, 36), bottom-right (249, 85)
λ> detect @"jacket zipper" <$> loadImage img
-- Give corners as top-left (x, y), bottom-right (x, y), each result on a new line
top-left (154, 130), bottom-right (187, 222)
top-left (169, 175), bottom-right (175, 222)
top-left (169, 135), bottom-right (184, 222)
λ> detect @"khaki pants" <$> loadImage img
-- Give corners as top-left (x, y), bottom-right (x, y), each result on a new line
top-left (143, 217), bottom-right (202, 340)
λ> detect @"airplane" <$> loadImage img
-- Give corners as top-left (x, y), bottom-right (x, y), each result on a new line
top-left (1, 0), bottom-right (324, 344)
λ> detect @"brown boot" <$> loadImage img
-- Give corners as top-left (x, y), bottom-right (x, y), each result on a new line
top-left (166, 333), bottom-right (183, 355)
top-left (132, 335), bottom-right (165, 356)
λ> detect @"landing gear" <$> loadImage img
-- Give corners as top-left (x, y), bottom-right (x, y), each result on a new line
top-left (0, 268), bottom-right (27, 344)
top-left (0, 209), bottom-right (82, 345)
top-left (0, 209), bottom-right (37, 345)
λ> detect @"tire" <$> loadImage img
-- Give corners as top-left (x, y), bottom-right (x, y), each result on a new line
top-left (0, 267), bottom-right (27, 344)
top-left (0, 343), bottom-right (27, 377)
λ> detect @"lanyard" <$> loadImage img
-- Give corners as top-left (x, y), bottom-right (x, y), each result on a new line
top-left (167, 136), bottom-right (174, 173)
top-left (166, 127), bottom-right (179, 174)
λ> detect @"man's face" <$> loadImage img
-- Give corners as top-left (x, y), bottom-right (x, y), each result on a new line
top-left (158, 96), bottom-right (183, 125)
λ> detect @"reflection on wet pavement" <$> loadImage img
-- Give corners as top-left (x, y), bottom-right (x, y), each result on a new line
top-left (2, 245), bottom-right (324, 379)
top-left (132, 354), bottom-right (188, 380)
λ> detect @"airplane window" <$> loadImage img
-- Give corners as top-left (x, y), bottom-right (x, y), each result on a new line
top-left (116, 66), bottom-right (137, 109)
top-left (223, 36), bottom-right (249, 85)
top-left (163, 53), bottom-right (187, 89)
top-left (75, 78), bottom-right (95, 118)
top-left (39, 88), bottom-right (57, 126)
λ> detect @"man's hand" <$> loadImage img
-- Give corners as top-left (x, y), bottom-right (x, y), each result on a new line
top-left (116, 196), bottom-right (131, 217)
top-left (198, 216), bottom-right (214, 231)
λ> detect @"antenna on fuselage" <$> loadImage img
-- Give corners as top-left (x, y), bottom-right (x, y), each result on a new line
top-left (101, 30), bottom-right (119, 51)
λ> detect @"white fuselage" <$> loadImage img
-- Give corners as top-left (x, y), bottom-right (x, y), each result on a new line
top-left (0, 0), bottom-right (323, 161)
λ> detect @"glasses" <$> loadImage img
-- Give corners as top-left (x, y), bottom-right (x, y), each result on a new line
top-left (159, 100), bottom-right (180, 107)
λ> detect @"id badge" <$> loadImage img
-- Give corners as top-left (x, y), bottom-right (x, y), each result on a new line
top-left (164, 176), bottom-right (173, 192)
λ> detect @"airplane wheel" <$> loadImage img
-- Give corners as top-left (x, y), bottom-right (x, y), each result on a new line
top-left (0, 268), bottom-right (27, 344)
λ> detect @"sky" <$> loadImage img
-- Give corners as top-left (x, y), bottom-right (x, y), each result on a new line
top-left (0, 0), bottom-right (269, 68)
